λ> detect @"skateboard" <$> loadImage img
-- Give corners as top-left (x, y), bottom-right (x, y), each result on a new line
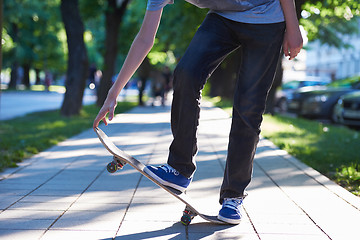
top-left (95, 127), bottom-right (225, 225)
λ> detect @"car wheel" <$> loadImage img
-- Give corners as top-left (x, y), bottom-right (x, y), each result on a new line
top-left (331, 104), bottom-right (341, 123)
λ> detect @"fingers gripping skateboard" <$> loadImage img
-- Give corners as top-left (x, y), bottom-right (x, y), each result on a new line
top-left (107, 156), bottom-right (127, 173)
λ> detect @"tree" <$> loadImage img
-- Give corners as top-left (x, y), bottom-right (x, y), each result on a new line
top-left (3, 0), bottom-right (65, 89)
top-left (60, 0), bottom-right (88, 116)
top-left (78, 0), bottom-right (207, 106)
top-left (81, 0), bottom-right (359, 113)
top-left (301, 0), bottom-right (360, 47)
top-left (79, 0), bottom-right (132, 106)
top-left (96, 0), bottom-right (131, 106)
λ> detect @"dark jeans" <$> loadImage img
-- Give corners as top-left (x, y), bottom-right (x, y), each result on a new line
top-left (167, 13), bottom-right (285, 203)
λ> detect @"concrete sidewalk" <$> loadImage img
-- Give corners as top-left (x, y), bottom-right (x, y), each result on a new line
top-left (1, 102), bottom-right (360, 240)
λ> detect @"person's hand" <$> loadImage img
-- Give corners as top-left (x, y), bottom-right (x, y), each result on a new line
top-left (283, 29), bottom-right (303, 60)
top-left (93, 99), bottom-right (117, 129)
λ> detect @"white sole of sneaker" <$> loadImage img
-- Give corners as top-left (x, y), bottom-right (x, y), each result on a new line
top-left (144, 167), bottom-right (187, 192)
top-left (217, 215), bottom-right (241, 225)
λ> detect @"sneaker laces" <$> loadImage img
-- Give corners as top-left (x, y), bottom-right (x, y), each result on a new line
top-left (160, 165), bottom-right (180, 176)
top-left (223, 198), bottom-right (243, 212)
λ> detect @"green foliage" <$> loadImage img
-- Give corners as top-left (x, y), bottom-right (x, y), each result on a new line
top-left (335, 164), bottom-right (360, 196)
top-left (156, 1), bottom-right (208, 57)
top-left (116, 0), bottom-right (148, 67)
top-left (0, 101), bottom-right (137, 172)
top-left (1, 28), bottom-right (14, 52)
top-left (4, 0), bottom-right (359, 80)
top-left (116, 0), bottom-right (207, 69)
top-left (300, 0), bottom-right (360, 48)
top-left (79, 0), bottom-right (106, 67)
top-left (3, 0), bottom-right (66, 72)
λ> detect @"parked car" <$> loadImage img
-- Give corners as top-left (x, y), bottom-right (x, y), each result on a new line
top-left (287, 80), bottom-right (360, 120)
top-left (333, 90), bottom-right (360, 126)
top-left (275, 79), bottom-right (329, 112)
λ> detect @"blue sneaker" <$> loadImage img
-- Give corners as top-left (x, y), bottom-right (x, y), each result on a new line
top-left (217, 198), bottom-right (244, 224)
top-left (144, 164), bottom-right (192, 192)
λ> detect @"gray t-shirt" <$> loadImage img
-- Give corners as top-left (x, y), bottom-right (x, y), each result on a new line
top-left (146, 0), bottom-right (284, 24)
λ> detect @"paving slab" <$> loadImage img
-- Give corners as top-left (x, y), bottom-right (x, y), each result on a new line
top-left (0, 102), bottom-right (359, 240)
top-left (0, 230), bottom-right (44, 240)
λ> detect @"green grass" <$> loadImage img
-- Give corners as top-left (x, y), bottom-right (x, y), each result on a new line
top-left (3, 85), bottom-right (66, 93)
top-left (203, 96), bottom-right (233, 115)
top-left (0, 101), bottom-right (137, 172)
top-left (204, 96), bottom-right (360, 196)
top-left (328, 75), bottom-right (360, 88)
top-left (30, 85), bottom-right (66, 93)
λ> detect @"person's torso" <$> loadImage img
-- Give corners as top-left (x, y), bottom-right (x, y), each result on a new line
top-left (146, 0), bottom-right (284, 24)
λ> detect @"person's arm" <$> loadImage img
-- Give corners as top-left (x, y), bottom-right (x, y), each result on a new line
top-left (279, 0), bottom-right (303, 60)
top-left (93, 9), bottom-right (163, 129)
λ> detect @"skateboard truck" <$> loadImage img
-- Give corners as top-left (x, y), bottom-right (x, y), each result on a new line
top-left (96, 127), bottom-right (224, 225)
top-left (181, 206), bottom-right (197, 226)
top-left (107, 156), bottom-right (127, 173)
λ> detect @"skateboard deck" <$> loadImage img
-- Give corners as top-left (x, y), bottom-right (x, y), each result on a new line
top-left (95, 127), bottom-right (224, 225)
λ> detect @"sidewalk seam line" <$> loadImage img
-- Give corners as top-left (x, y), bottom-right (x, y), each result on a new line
top-left (262, 138), bottom-right (360, 212)
top-left (113, 124), bottom-right (167, 239)
top-left (206, 128), bottom-right (261, 239)
top-left (243, 207), bottom-right (261, 240)
top-left (0, 161), bottom-right (73, 215)
top-left (39, 168), bottom-right (107, 239)
top-left (254, 160), bottom-right (333, 240)
top-left (281, 152), bottom-right (360, 212)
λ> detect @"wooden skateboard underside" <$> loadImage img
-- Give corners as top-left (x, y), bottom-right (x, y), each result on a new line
top-left (95, 127), bottom-right (224, 224)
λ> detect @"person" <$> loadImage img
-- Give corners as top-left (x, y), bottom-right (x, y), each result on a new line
top-left (93, 0), bottom-right (303, 224)
top-left (44, 71), bottom-right (52, 92)
top-left (150, 70), bottom-right (167, 106)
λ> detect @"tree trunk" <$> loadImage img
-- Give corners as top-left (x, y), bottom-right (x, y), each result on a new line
top-left (8, 63), bottom-right (18, 89)
top-left (35, 69), bottom-right (41, 85)
top-left (22, 63), bottom-right (30, 89)
top-left (96, 0), bottom-right (130, 106)
top-left (8, 23), bottom-right (19, 89)
top-left (60, 0), bottom-right (88, 116)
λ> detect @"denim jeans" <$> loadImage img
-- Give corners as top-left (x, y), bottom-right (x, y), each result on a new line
top-left (167, 13), bottom-right (285, 203)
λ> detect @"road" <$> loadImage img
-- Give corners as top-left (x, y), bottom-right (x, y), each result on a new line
top-left (0, 89), bottom-right (96, 121)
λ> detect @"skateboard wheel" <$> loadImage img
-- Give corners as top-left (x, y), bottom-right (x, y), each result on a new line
top-left (181, 208), bottom-right (196, 226)
top-left (113, 156), bottom-right (126, 169)
top-left (107, 161), bottom-right (118, 173)
top-left (181, 215), bottom-right (192, 226)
